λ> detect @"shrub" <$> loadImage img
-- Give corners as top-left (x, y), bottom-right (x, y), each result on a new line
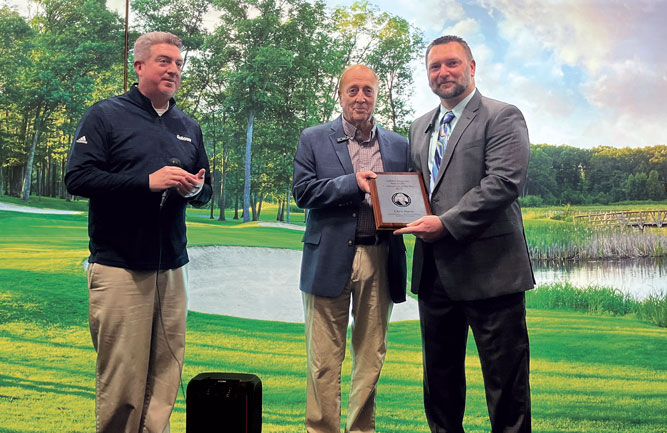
top-left (519, 195), bottom-right (544, 207)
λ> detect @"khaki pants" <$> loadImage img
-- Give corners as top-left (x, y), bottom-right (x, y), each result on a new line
top-left (87, 263), bottom-right (187, 433)
top-left (303, 243), bottom-right (392, 433)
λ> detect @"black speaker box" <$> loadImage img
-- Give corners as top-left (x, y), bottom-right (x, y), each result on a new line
top-left (186, 372), bottom-right (262, 433)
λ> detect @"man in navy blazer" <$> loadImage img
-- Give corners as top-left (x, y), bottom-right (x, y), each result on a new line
top-left (396, 36), bottom-right (534, 432)
top-left (293, 64), bottom-right (408, 433)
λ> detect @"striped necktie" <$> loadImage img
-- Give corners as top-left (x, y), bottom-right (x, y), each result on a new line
top-left (430, 111), bottom-right (455, 195)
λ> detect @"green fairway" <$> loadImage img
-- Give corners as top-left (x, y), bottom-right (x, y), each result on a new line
top-left (1, 208), bottom-right (666, 432)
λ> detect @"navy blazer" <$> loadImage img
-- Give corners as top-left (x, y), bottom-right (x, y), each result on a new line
top-left (293, 116), bottom-right (409, 303)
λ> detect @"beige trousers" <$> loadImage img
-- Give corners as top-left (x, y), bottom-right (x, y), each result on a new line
top-left (87, 263), bottom-right (187, 433)
top-left (303, 243), bottom-right (393, 433)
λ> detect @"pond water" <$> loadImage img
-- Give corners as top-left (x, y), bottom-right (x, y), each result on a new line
top-left (532, 257), bottom-right (666, 299)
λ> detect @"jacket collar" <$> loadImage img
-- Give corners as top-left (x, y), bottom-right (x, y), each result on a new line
top-left (126, 84), bottom-right (177, 115)
top-left (328, 115), bottom-right (400, 173)
top-left (329, 116), bottom-right (355, 174)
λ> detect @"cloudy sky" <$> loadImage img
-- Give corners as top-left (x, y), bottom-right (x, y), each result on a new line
top-left (328, 0), bottom-right (667, 149)
top-left (8, 0), bottom-right (667, 148)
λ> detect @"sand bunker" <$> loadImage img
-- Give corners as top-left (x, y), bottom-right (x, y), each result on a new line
top-left (0, 202), bottom-right (82, 214)
top-left (187, 245), bottom-right (420, 323)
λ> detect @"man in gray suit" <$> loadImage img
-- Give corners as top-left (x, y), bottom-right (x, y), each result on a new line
top-left (293, 64), bottom-right (408, 433)
top-left (395, 36), bottom-right (534, 432)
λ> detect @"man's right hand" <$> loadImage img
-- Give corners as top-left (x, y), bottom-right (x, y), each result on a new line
top-left (149, 166), bottom-right (199, 193)
top-left (393, 215), bottom-right (448, 242)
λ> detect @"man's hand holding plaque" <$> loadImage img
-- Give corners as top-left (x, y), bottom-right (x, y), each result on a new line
top-left (393, 215), bottom-right (448, 242)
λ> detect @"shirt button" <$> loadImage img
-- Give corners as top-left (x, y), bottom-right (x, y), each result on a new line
top-left (348, 240), bottom-right (353, 246)
top-left (352, 212), bottom-right (357, 218)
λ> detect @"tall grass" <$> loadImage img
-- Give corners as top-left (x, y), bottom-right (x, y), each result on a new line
top-left (635, 291), bottom-right (667, 327)
top-left (527, 282), bottom-right (667, 327)
top-left (527, 283), bottom-right (636, 315)
top-left (524, 219), bottom-right (667, 261)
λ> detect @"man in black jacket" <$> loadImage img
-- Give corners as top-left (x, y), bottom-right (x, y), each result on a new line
top-left (65, 31), bottom-right (211, 433)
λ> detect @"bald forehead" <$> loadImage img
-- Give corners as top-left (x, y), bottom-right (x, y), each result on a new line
top-left (339, 65), bottom-right (379, 89)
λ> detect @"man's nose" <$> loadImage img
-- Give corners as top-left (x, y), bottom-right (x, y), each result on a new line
top-left (436, 65), bottom-right (449, 77)
top-left (167, 63), bottom-right (179, 74)
top-left (436, 65), bottom-right (450, 78)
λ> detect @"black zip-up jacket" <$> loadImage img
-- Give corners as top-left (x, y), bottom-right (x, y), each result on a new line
top-left (65, 85), bottom-right (212, 270)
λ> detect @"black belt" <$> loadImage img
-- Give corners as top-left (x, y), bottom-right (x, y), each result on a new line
top-left (354, 234), bottom-right (387, 245)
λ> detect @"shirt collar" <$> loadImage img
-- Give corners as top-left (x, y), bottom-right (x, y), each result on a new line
top-left (342, 116), bottom-right (377, 144)
top-left (438, 88), bottom-right (476, 123)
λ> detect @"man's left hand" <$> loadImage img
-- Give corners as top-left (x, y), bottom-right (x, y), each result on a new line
top-left (394, 215), bottom-right (448, 242)
top-left (179, 168), bottom-right (206, 198)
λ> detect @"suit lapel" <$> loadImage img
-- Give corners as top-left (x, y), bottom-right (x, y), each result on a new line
top-left (330, 117), bottom-right (354, 174)
top-left (418, 108), bottom-right (441, 188)
top-left (378, 127), bottom-right (398, 172)
top-left (433, 90), bottom-right (481, 192)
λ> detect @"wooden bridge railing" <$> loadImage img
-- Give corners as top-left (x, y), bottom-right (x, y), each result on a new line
top-left (573, 210), bottom-right (667, 229)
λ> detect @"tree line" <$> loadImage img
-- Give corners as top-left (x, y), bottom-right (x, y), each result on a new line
top-left (1, 0), bottom-right (665, 220)
top-left (0, 0), bottom-right (423, 222)
top-left (523, 144), bottom-right (666, 206)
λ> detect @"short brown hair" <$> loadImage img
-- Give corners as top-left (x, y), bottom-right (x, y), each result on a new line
top-left (425, 35), bottom-right (473, 66)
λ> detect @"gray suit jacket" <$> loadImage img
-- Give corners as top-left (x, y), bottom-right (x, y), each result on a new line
top-left (293, 116), bottom-right (409, 303)
top-left (409, 90), bottom-right (534, 300)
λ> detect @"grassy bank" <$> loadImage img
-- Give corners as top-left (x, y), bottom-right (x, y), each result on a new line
top-left (526, 283), bottom-right (666, 327)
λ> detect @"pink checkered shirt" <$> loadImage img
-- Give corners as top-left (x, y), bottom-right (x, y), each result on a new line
top-left (342, 116), bottom-right (384, 237)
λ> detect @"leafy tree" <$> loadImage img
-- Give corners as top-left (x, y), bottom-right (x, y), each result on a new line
top-left (525, 145), bottom-right (557, 202)
top-left (208, 0), bottom-right (344, 221)
top-left (131, 0), bottom-right (209, 65)
top-left (209, 0), bottom-right (289, 221)
top-left (330, 1), bottom-right (423, 133)
top-left (586, 147), bottom-right (628, 202)
top-left (8, 0), bottom-right (123, 201)
top-left (550, 145), bottom-right (588, 201)
top-left (0, 6), bottom-right (34, 195)
top-left (624, 172), bottom-right (648, 200)
top-left (646, 170), bottom-right (665, 201)
top-left (365, 15), bottom-right (423, 134)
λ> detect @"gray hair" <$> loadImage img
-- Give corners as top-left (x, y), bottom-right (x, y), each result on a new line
top-left (133, 32), bottom-right (183, 62)
top-left (425, 35), bottom-right (474, 66)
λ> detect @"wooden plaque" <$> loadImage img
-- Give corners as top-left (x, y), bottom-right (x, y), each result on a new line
top-left (369, 172), bottom-right (431, 230)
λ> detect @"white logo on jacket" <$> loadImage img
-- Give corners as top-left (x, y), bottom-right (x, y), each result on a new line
top-left (176, 135), bottom-right (192, 142)
top-left (76, 136), bottom-right (88, 144)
